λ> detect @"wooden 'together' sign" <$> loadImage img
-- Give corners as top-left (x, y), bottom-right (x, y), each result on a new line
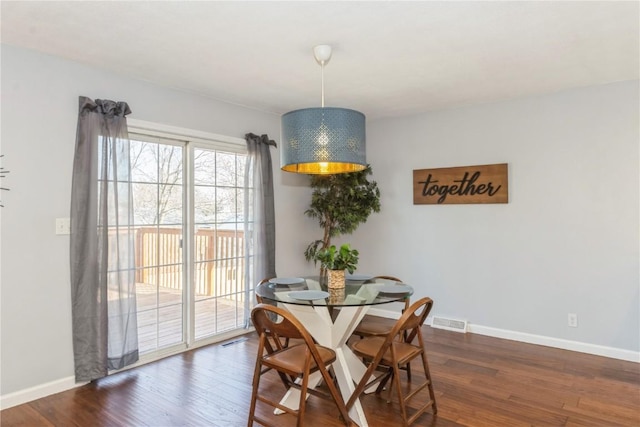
top-left (413, 163), bottom-right (508, 205)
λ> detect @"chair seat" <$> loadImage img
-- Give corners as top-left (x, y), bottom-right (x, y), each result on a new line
top-left (352, 336), bottom-right (422, 366)
top-left (353, 276), bottom-right (408, 338)
top-left (263, 344), bottom-right (336, 375)
top-left (353, 314), bottom-right (396, 336)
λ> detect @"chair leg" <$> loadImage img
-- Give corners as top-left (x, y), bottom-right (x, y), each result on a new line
top-left (421, 351), bottom-right (437, 414)
top-left (374, 367), bottom-right (392, 395)
top-left (392, 363), bottom-right (410, 426)
top-left (385, 370), bottom-right (395, 404)
top-left (297, 366), bottom-right (311, 427)
top-left (247, 354), bottom-right (264, 426)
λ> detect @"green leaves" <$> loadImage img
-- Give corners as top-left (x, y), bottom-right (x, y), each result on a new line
top-left (315, 243), bottom-right (359, 274)
top-left (304, 165), bottom-right (381, 258)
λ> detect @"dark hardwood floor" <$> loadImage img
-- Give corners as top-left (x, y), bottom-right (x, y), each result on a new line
top-left (2, 327), bottom-right (639, 426)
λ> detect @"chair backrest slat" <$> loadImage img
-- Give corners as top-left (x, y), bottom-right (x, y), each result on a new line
top-left (252, 306), bottom-right (305, 340)
top-left (252, 304), bottom-right (331, 366)
top-left (384, 297), bottom-right (433, 348)
top-left (374, 275), bottom-right (410, 310)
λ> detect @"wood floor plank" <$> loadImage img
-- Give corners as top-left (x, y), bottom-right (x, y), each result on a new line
top-left (0, 403), bottom-right (54, 427)
top-left (2, 326), bottom-right (639, 426)
top-left (575, 396), bottom-right (640, 424)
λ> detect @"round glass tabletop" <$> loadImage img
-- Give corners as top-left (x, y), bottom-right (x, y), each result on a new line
top-left (255, 276), bottom-right (413, 307)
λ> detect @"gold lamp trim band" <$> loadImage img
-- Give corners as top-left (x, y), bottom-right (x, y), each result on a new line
top-left (282, 162), bottom-right (366, 174)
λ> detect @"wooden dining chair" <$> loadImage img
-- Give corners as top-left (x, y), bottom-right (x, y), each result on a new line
top-left (248, 304), bottom-right (355, 427)
top-left (347, 297), bottom-right (437, 427)
top-left (254, 277), bottom-right (290, 375)
top-left (254, 277), bottom-right (273, 305)
top-left (352, 275), bottom-right (413, 379)
top-left (353, 275), bottom-right (408, 337)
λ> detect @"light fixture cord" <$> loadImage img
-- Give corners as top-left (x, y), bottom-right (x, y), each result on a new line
top-left (321, 61), bottom-right (325, 108)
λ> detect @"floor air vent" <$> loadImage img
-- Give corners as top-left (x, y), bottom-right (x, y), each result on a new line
top-left (222, 337), bottom-right (248, 347)
top-left (431, 316), bottom-right (468, 333)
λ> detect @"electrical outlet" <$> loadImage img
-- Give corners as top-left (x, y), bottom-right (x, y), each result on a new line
top-left (568, 313), bottom-right (578, 328)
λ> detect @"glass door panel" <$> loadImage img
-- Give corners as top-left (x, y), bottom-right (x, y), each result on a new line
top-left (131, 137), bottom-right (185, 355)
top-left (193, 146), bottom-right (248, 339)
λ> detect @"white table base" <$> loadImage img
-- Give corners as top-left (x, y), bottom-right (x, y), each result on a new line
top-left (276, 302), bottom-right (372, 427)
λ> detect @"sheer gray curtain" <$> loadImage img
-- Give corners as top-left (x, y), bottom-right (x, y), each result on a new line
top-left (244, 133), bottom-right (277, 311)
top-left (70, 96), bottom-right (139, 382)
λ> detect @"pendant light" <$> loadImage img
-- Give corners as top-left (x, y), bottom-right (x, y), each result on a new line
top-left (281, 45), bottom-right (366, 175)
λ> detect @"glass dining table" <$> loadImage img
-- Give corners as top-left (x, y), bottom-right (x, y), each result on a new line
top-left (255, 275), bottom-right (413, 427)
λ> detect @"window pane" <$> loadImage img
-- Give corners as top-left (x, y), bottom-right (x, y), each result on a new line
top-left (157, 226), bottom-right (183, 269)
top-left (194, 230), bottom-right (216, 262)
top-left (194, 297), bottom-right (246, 340)
top-left (158, 145), bottom-right (183, 185)
top-left (131, 140), bottom-right (158, 183)
top-left (194, 297), bottom-right (216, 339)
top-left (194, 260), bottom-right (215, 296)
top-left (136, 227), bottom-right (158, 268)
top-left (194, 150), bottom-right (216, 185)
top-left (158, 184), bottom-right (183, 225)
top-left (216, 187), bottom-right (238, 219)
top-left (136, 267), bottom-right (159, 353)
top-left (236, 155), bottom-right (246, 188)
top-left (133, 183), bottom-right (159, 225)
top-left (158, 304), bottom-right (183, 347)
top-left (216, 152), bottom-right (237, 186)
top-left (194, 186), bottom-right (217, 223)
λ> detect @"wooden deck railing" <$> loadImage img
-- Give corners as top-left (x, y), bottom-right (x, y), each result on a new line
top-left (134, 227), bottom-right (245, 298)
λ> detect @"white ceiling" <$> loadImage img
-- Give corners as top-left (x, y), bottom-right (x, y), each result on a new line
top-left (1, 1), bottom-right (638, 120)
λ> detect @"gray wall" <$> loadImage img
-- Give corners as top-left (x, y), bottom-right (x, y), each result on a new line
top-left (1, 44), bottom-right (638, 404)
top-left (0, 45), bottom-right (313, 398)
top-left (352, 80), bottom-right (639, 353)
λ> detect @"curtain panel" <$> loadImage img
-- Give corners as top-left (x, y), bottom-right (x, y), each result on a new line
top-left (244, 133), bottom-right (277, 316)
top-left (70, 96), bottom-right (139, 382)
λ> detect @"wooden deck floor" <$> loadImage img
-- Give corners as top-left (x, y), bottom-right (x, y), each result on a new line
top-left (135, 283), bottom-right (250, 353)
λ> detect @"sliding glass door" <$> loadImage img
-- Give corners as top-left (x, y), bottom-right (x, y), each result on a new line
top-left (125, 128), bottom-right (249, 358)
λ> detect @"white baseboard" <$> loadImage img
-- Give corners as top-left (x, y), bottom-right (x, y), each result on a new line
top-left (368, 308), bottom-right (639, 363)
top-left (0, 376), bottom-right (86, 410)
top-left (468, 323), bottom-right (640, 363)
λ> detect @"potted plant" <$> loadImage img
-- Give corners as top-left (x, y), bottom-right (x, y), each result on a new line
top-left (304, 165), bottom-right (381, 265)
top-left (315, 243), bottom-right (359, 289)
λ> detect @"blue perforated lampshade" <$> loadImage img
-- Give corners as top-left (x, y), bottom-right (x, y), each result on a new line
top-left (281, 107), bottom-right (366, 174)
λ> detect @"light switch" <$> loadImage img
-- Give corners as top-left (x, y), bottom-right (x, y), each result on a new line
top-left (55, 218), bottom-right (71, 235)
